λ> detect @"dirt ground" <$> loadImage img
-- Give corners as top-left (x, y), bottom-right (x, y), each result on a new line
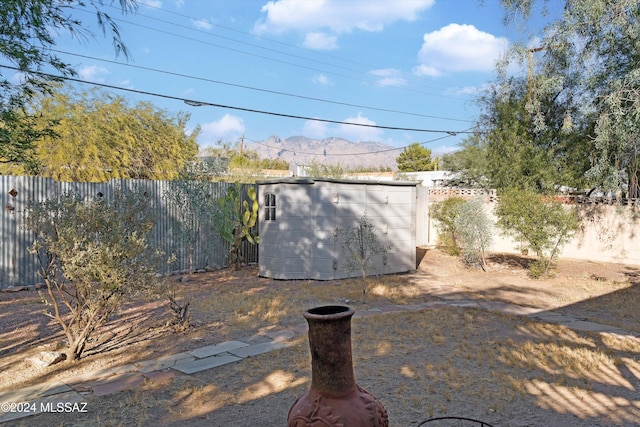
top-left (1, 249), bottom-right (640, 426)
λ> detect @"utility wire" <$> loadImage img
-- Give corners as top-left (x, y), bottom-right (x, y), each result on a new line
top-left (1, 64), bottom-right (477, 135)
top-left (133, 1), bottom-right (372, 69)
top-left (72, 6), bottom-right (471, 101)
top-left (52, 48), bottom-right (473, 123)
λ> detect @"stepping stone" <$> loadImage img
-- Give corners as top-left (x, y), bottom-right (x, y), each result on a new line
top-left (0, 390), bottom-right (84, 424)
top-left (91, 372), bottom-right (146, 397)
top-left (188, 341), bottom-right (248, 359)
top-left (173, 354), bottom-right (243, 374)
top-left (229, 341), bottom-right (289, 358)
top-left (0, 380), bottom-right (72, 402)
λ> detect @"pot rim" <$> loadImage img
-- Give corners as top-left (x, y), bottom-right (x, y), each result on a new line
top-left (303, 305), bottom-right (355, 321)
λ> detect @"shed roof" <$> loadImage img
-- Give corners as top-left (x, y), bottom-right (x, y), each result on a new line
top-left (255, 177), bottom-right (419, 187)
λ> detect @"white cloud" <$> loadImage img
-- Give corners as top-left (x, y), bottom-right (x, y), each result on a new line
top-left (78, 65), bottom-right (109, 82)
top-left (117, 79), bottom-right (134, 89)
top-left (447, 82), bottom-right (493, 96)
top-left (198, 114), bottom-right (245, 146)
top-left (369, 68), bottom-right (407, 87)
top-left (338, 113), bottom-right (383, 141)
top-left (311, 73), bottom-right (332, 85)
top-left (141, 0), bottom-right (162, 8)
top-left (303, 32), bottom-right (338, 50)
top-left (254, 0), bottom-right (434, 48)
top-left (9, 71), bottom-right (27, 85)
top-left (191, 19), bottom-right (213, 30)
top-left (302, 119), bottom-right (329, 138)
top-left (415, 24), bottom-right (508, 76)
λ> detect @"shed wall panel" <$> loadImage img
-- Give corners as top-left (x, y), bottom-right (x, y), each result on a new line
top-left (257, 179), bottom-right (417, 280)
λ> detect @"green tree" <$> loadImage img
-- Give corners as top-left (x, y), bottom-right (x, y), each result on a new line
top-left (25, 190), bottom-right (162, 360)
top-left (499, 0), bottom-right (640, 197)
top-left (15, 86), bottom-right (199, 181)
top-left (0, 0), bottom-right (137, 168)
top-left (440, 134), bottom-right (490, 188)
top-left (495, 189), bottom-right (580, 277)
top-left (396, 142), bottom-right (437, 172)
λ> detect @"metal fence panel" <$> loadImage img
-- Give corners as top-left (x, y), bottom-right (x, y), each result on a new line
top-left (0, 176), bottom-right (258, 289)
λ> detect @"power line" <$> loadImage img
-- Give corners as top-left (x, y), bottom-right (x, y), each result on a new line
top-left (0, 64), bottom-right (478, 135)
top-left (74, 5), bottom-right (472, 101)
top-left (133, 1), bottom-right (372, 70)
top-left (51, 48), bottom-right (473, 123)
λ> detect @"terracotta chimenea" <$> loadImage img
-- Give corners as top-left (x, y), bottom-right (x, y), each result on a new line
top-left (287, 305), bottom-right (389, 427)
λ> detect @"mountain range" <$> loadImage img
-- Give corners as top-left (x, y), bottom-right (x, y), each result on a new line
top-left (245, 136), bottom-right (399, 170)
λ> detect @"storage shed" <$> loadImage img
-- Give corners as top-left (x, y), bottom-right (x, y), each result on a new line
top-left (257, 178), bottom-right (418, 280)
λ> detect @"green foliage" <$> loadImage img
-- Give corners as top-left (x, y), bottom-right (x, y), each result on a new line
top-left (454, 198), bottom-right (493, 270)
top-left (0, 105), bottom-right (54, 172)
top-left (305, 159), bottom-right (348, 179)
top-left (24, 189), bottom-right (162, 360)
top-left (430, 197), bottom-right (466, 255)
top-left (495, 189), bottom-right (580, 278)
top-left (440, 134), bottom-right (490, 188)
top-left (11, 86), bottom-right (199, 181)
top-left (340, 213), bottom-right (388, 302)
top-left (396, 142), bottom-right (438, 172)
top-left (214, 184), bottom-right (259, 270)
top-left (229, 150), bottom-right (289, 170)
top-left (499, 0), bottom-right (639, 197)
top-left (0, 0), bottom-right (137, 168)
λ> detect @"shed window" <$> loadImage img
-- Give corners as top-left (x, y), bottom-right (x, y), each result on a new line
top-left (264, 193), bottom-right (276, 221)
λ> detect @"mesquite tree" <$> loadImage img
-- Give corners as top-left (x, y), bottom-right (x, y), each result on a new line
top-left (25, 190), bottom-right (161, 360)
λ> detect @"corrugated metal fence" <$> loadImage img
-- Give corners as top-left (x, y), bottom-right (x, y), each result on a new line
top-left (0, 175), bottom-right (258, 289)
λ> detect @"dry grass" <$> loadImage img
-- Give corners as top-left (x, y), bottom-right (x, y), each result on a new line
top-left (4, 250), bottom-right (640, 426)
top-left (17, 307), bottom-right (640, 426)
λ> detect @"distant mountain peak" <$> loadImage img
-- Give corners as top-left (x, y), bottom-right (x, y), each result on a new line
top-left (246, 136), bottom-right (397, 170)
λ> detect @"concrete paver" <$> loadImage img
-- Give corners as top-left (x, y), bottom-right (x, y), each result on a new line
top-left (228, 341), bottom-right (289, 358)
top-left (91, 372), bottom-right (146, 397)
top-left (0, 380), bottom-right (73, 403)
top-left (187, 340), bottom-right (248, 359)
top-left (173, 353), bottom-right (243, 374)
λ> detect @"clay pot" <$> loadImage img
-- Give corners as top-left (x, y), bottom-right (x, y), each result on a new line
top-left (287, 305), bottom-right (389, 427)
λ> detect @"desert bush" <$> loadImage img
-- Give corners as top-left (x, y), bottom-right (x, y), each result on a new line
top-left (25, 190), bottom-right (163, 360)
top-left (454, 198), bottom-right (493, 270)
top-left (340, 213), bottom-right (389, 302)
top-left (495, 189), bottom-right (580, 278)
top-left (430, 197), bottom-right (466, 255)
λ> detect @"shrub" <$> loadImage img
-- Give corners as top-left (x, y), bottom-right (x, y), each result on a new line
top-left (25, 190), bottom-right (162, 360)
top-left (340, 213), bottom-right (388, 302)
top-left (430, 197), bottom-right (466, 255)
top-left (454, 198), bottom-right (493, 270)
top-left (495, 189), bottom-right (580, 278)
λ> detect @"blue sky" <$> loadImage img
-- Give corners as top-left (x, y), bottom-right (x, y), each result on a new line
top-left (41, 0), bottom-right (556, 157)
